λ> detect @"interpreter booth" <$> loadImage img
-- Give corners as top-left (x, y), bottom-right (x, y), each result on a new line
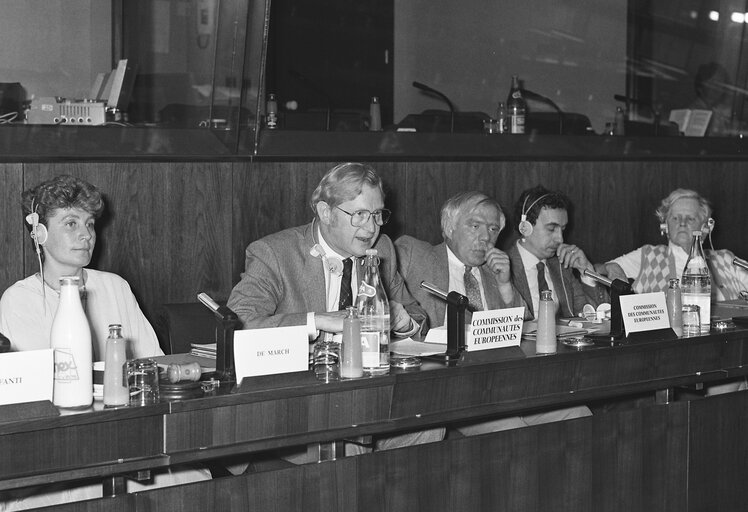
top-left (2, 0), bottom-right (748, 510)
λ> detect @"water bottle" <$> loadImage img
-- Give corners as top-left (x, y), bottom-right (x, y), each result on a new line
top-left (614, 106), bottom-right (626, 135)
top-left (340, 306), bottom-right (363, 378)
top-left (681, 231), bottom-right (711, 332)
top-left (506, 75), bottom-right (527, 134)
top-left (369, 96), bottom-right (382, 131)
top-left (356, 249), bottom-right (390, 375)
top-left (266, 93), bottom-right (278, 129)
top-left (535, 290), bottom-right (557, 354)
top-left (496, 101), bottom-right (507, 134)
top-left (50, 275), bottom-right (93, 409)
top-left (666, 278), bottom-right (683, 337)
top-left (103, 324), bottom-right (129, 407)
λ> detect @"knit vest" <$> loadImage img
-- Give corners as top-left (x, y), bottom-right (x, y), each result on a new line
top-left (633, 244), bottom-right (741, 301)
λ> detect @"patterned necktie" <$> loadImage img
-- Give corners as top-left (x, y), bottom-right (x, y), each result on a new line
top-left (464, 266), bottom-right (483, 311)
top-left (537, 261), bottom-right (550, 292)
top-left (338, 258), bottom-right (353, 310)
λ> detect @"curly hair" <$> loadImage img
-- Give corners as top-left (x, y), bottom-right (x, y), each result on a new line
top-left (655, 188), bottom-right (711, 224)
top-left (22, 175), bottom-right (105, 229)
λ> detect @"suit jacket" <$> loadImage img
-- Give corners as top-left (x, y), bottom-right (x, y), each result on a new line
top-left (227, 221), bottom-right (427, 330)
top-left (395, 236), bottom-right (526, 328)
top-left (507, 242), bottom-right (607, 319)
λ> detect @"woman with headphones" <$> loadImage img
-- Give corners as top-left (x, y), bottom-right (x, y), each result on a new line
top-left (605, 188), bottom-right (748, 301)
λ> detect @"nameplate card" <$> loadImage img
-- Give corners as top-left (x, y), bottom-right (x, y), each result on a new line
top-left (233, 325), bottom-right (308, 382)
top-left (0, 349), bottom-right (54, 406)
top-left (466, 307), bottom-right (525, 352)
top-left (619, 292), bottom-right (670, 335)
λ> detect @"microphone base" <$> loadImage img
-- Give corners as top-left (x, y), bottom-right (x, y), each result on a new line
top-left (423, 351), bottom-right (462, 366)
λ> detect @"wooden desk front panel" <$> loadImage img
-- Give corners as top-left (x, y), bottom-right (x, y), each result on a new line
top-left (164, 385), bottom-right (395, 453)
top-left (0, 415), bottom-right (163, 482)
top-left (112, 400), bottom-right (691, 512)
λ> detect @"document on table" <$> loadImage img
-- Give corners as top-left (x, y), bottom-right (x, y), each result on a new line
top-left (390, 338), bottom-right (446, 356)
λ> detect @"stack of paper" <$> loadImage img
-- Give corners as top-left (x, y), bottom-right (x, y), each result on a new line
top-left (190, 343), bottom-right (217, 359)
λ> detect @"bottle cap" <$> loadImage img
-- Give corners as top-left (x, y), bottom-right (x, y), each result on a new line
top-left (365, 248), bottom-right (378, 256)
top-left (540, 290), bottom-right (553, 300)
top-left (668, 278), bottom-right (680, 287)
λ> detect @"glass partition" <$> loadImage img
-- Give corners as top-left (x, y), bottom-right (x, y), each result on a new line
top-left (0, 0), bottom-right (745, 159)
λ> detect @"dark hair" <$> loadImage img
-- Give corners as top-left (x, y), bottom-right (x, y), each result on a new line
top-left (22, 175), bottom-right (105, 229)
top-left (513, 185), bottom-right (570, 231)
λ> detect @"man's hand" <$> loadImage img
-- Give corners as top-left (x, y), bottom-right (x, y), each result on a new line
top-left (557, 243), bottom-right (594, 272)
top-left (390, 301), bottom-right (414, 333)
top-left (485, 247), bottom-right (512, 284)
top-left (314, 310), bottom-right (348, 333)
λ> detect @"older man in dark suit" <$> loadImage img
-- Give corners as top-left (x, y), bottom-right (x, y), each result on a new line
top-left (395, 191), bottom-right (524, 327)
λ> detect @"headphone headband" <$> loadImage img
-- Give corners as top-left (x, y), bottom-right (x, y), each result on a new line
top-left (521, 193), bottom-right (552, 222)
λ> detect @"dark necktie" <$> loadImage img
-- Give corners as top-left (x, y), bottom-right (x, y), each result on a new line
top-left (338, 258), bottom-right (353, 310)
top-left (537, 261), bottom-right (550, 292)
top-left (464, 266), bottom-right (483, 311)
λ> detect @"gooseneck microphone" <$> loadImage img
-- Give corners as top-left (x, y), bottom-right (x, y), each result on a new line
top-left (412, 81), bottom-right (456, 133)
top-left (522, 88), bottom-right (564, 135)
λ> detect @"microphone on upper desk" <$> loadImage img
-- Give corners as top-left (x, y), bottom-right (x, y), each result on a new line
top-left (412, 81), bottom-right (456, 133)
top-left (733, 257), bottom-right (748, 271)
top-left (522, 88), bottom-right (564, 135)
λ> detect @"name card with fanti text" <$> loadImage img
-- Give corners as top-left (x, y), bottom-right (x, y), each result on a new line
top-left (619, 292), bottom-right (670, 335)
top-left (233, 325), bottom-right (308, 382)
top-left (466, 307), bottom-right (525, 351)
top-left (0, 349), bottom-right (54, 406)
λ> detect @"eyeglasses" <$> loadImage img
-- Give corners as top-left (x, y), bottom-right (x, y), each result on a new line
top-left (336, 206), bottom-right (391, 227)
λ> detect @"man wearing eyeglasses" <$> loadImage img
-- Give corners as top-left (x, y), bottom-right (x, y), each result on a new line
top-left (228, 161), bottom-right (426, 338)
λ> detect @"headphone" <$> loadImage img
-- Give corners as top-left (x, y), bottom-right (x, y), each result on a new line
top-left (518, 193), bottom-right (552, 237)
top-left (659, 217), bottom-right (715, 237)
top-left (25, 199), bottom-right (48, 247)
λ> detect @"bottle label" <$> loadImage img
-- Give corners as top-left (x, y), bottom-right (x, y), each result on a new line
top-left (54, 349), bottom-right (80, 381)
top-left (361, 331), bottom-right (382, 367)
top-left (358, 282), bottom-right (376, 298)
top-left (510, 115), bottom-right (525, 134)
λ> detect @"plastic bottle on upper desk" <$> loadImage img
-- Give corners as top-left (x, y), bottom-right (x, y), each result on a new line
top-left (681, 231), bottom-right (711, 332)
top-left (266, 93), bottom-right (278, 129)
top-left (340, 306), bottom-right (363, 378)
top-left (496, 101), bottom-right (507, 134)
top-left (356, 249), bottom-right (390, 375)
top-left (614, 106), bottom-right (626, 135)
top-left (51, 275), bottom-right (93, 409)
top-left (666, 278), bottom-right (683, 337)
top-left (369, 96), bottom-right (382, 131)
top-left (103, 324), bottom-right (129, 407)
top-left (535, 290), bottom-right (556, 354)
top-left (506, 75), bottom-right (527, 134)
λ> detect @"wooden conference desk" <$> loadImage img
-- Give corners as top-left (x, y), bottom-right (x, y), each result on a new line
top-left (2, 320), bottom-right (748, 511)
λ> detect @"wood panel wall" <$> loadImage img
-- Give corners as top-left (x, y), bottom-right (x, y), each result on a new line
top-left (2, 159), bottom-right (747, 348)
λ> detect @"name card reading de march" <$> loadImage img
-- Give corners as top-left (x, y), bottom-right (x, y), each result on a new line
top-left (619, 292), bottom-right (670, 335)
top-left (233, 325), bottom-right (309, 381)
top-left (466, 307), bottom-right (525, 351)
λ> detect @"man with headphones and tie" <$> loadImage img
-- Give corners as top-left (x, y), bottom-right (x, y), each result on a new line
top-left (507, 185), bottom-right (607, 321)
